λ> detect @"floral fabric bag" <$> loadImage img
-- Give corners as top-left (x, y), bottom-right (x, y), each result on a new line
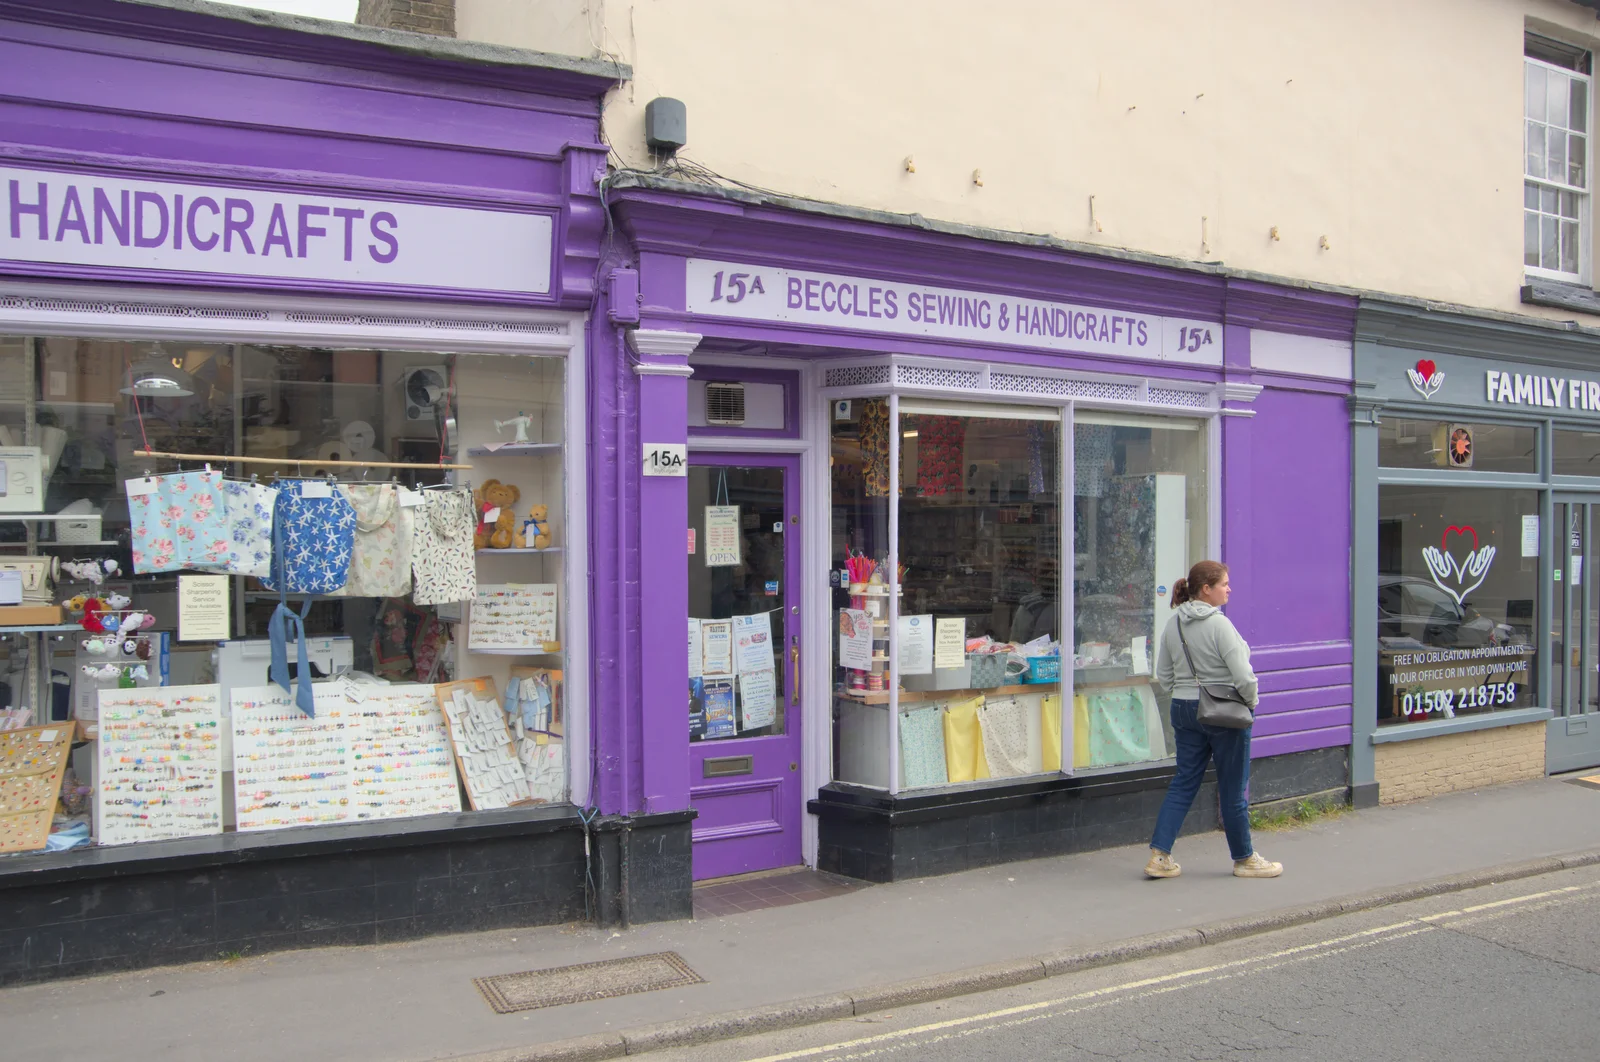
top-left (129, 469), bottom-right (230, 574)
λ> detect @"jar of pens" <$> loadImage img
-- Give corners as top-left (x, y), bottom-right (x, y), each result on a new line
top-left (844, 552), bottom-right (905, 694)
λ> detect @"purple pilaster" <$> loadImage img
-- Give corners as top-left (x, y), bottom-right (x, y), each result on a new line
top-left (628, 329), bottom-right (699, 814)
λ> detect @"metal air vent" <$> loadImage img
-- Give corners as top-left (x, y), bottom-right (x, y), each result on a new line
top-left (704, 382), bottom-right (746, 426)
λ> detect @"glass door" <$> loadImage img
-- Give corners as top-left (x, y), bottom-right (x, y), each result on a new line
top-left (1551, 498), bottom-right (1600, 772)
top-left (687, 454), bottom-right (803, 879)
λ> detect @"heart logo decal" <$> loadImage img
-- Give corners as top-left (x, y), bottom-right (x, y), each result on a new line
top-left (1407, 358), bottom-right (1445, 400)
top-left (1422, 524), bottom-right (1495, 605)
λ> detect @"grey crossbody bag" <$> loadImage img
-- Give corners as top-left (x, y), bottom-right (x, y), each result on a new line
top-left (1175, 617), bottom-right (1255, 729)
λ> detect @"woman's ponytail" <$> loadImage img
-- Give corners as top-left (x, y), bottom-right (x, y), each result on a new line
top-left (1170, 560), bottom-right (1227, 608)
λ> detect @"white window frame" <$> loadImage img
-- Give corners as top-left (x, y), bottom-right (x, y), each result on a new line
top-left (1525, 48), bottom-right (1593, 284)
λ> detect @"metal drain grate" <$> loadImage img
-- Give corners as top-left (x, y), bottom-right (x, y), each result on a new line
top-left (473, 951), bottom-right (705, 1014)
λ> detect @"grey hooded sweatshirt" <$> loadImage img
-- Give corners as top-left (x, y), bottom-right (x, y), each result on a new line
top-left (1154, 601), bottom-right (1259, 708)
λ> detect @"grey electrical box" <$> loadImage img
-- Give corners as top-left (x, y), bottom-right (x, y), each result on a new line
top-left (645, 97), bottom-right (687, 153)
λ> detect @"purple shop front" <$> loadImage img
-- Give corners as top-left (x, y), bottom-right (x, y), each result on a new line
top-left (0, 0), bottom-right (675, 985)
top-left (595, 178), bottom-right (1358, 881)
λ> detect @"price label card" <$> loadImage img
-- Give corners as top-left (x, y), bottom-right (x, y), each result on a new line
top-left (299, 480), bottom-right (333, 499)
top-left (125, 477), bottom-right (158, 497)
top-left (397, 487), bottom-right (426, 508)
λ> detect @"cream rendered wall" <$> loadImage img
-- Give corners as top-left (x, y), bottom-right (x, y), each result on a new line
top-left (458, 0), bottom-right (1600, 321)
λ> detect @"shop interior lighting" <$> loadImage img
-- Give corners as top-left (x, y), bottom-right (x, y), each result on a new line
top-left (120, 343), bottom-right (196, 397)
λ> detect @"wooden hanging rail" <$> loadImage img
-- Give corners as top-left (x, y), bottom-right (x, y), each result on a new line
top-left (133, 449), bottom-right (473, 471)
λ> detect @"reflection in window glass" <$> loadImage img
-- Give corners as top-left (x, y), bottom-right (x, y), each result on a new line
top-left (0, 334), bottom-right (572, 835)
top-left (892, 405), bottom-right (1062, 791)
top-left (1553, 428), bottom-right (1600, 476)
top-left (1377, 487), bottom-right (1538, 726)
top-left (1377, 419), bottom-right (1537, 474)
top-left (830, 398), bottom-right (892, 787)
top-left (1072, 416), bottom-right (1207, 768)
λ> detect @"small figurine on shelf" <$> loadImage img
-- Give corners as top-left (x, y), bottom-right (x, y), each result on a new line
top-left (494, 411), bottom-right (535, 445)
top-left (473, 479), bottom-right (522, 549)
top-left (519, 504), bottom-right (552, 550)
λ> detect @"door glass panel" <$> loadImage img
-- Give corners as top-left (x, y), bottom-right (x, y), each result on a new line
top-left (1568, 505), bottom-right (1585, 715)
top-left (688, 465), bottom-right (786, 741)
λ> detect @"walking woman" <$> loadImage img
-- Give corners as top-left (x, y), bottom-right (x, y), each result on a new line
top-left (1144, 560), bottom-right (1282, 879)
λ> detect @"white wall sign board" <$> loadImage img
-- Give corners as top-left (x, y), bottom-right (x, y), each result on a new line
top-left (96, 685), bottom-right (224, 845)
top-left (231, 683), bottom-right (460, 830)
top-left (686, 257), bottom-right (1223, 365)
top-left (1, 165), bottom-right (553, 295)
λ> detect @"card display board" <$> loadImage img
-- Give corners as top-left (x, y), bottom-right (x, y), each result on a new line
top-left (232, 682), bottom-right (462, 831)
top-left (436, 677), bottom-right (531, 810)
top-left (96, 685), bottom-right (224, 845)
top-left (346, 683), bottom-right (461, 821)
top-left (0, 725), bottom-right (73, 852)
top-left (468, 584), bottom-right (559, 652)
top-left (232, 685), bottom-right (355, 831)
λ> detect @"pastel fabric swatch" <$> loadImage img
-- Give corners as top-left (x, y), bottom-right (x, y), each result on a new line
top-left (129, 470), bottom-right (230, 574)
top-left (941, 695), bottom-right (990, 784)
top-left (260, 481), bottom-right (356, 595)
top-left (412, 488), bottom-right (478, 605)
top-left (899, 705), bottom-right (949, 789)
top-left (978, 695), bottom-right (1031, 778)
top-left (330, 484), bottom-right (413, 598)
top-left (195, 480), bottom-right (278, 579)
top-left (1084, 686), bottom-right (1151, 767)
top-left (1041, 694), bottom-right (1062, 772)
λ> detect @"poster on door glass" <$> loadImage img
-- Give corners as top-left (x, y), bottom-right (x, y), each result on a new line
top-left (704, 505), bottom-right (742, 567)
top-left (1377, 486), bottom-right (1538, 725)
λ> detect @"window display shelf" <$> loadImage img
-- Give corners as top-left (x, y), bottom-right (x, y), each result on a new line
top-left (837, 682), bottom-right (1060, 706)
top-left (29, 540), bottom-right (119, 548)
top-left (475, 547), bottom-right (562, 555)
top-left (0, 623), bottom-right (82, 634)
top-left (466, 442), bottom-right (562, 456)
top-left (469, 647), bottom-right (564, 656)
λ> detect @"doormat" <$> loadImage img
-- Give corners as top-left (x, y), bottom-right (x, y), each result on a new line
top-left (473, 951), bottom-right (705, 1014)
top-left (1563, 773), bottom-right (1600, 792)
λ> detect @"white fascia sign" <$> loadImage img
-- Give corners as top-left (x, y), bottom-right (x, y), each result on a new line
top-left (685, 257), bottom-right (1224, 365)
top-left (1, 165), bottom-right (553, 295)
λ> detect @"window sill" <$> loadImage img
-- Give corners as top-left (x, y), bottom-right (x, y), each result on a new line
top-left (1370, 707), bottom-right (1553, 744)
top-left (1521, 277), bottom-right (1600, 315)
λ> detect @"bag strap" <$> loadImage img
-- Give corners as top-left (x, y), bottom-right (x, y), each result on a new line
top-left (1174, 616), bottom-right (1202, 682)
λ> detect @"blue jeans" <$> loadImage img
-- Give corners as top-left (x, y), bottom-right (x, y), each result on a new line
top-left (1150, 698), bottom-right (1254, 861)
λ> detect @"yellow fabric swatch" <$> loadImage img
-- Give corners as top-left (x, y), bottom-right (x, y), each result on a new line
top-left (1072, 693), bottom-right (1092, 769)
top-left (1041, 694), bottom-right (1062, 772)
top-left (941, 695), bottom-right (989, 782)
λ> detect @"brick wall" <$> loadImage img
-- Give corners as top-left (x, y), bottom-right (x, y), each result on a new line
top-left (1374, 722), bottom-right (1545, 804)
top-left (356, 0), bottom-right (455, 37)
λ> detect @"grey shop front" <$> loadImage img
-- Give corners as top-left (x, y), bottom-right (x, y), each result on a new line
top-left (1353, 302), bottom-right (1600, 803)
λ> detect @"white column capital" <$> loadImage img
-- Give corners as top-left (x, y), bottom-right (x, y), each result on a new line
top-left (627, 329), bottom-right (703, 358)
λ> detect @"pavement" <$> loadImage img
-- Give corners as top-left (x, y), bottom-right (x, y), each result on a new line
top-left (4, 776), bottom-right (1600, 1062)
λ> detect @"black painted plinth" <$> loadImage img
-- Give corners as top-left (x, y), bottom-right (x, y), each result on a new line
top-left (0, 806), bottom-right (694, 986)
top-left (813, 747), bottom-right (1349, 883)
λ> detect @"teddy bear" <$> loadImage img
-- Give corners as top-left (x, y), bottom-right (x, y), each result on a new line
top-left (517, 504), bottom-right (552, 550)
top-left (473, 479), bottom-right (522, 550)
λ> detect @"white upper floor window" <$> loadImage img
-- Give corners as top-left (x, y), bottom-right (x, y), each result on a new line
top-left (1526, 35), bottom-right (1591, 281)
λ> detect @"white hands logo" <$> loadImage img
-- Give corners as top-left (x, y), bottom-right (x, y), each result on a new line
top-left (1422, 525), bottom-right (1495, 605)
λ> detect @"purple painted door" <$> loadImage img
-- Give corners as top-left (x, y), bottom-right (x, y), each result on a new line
top-left (687, 453), bottom-right (803, 879)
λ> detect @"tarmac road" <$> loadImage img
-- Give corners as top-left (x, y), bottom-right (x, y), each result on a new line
top-left (652, 864), bottom-right (1600, 1062)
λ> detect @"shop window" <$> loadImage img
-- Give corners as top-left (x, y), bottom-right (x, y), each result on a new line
top-left (1376, 487), bottom-right (1539, 726)
top-left (1553, 428), bottom-right (1600, 475)
top-left (1377, 419), bottom-right (1538, 474)
top-left (1072, 414), bottom-right (1208, 769)
top-left (0, 335), bottom-right (571, 856)
top-left (828, 402), bottom-right (1210, 791)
